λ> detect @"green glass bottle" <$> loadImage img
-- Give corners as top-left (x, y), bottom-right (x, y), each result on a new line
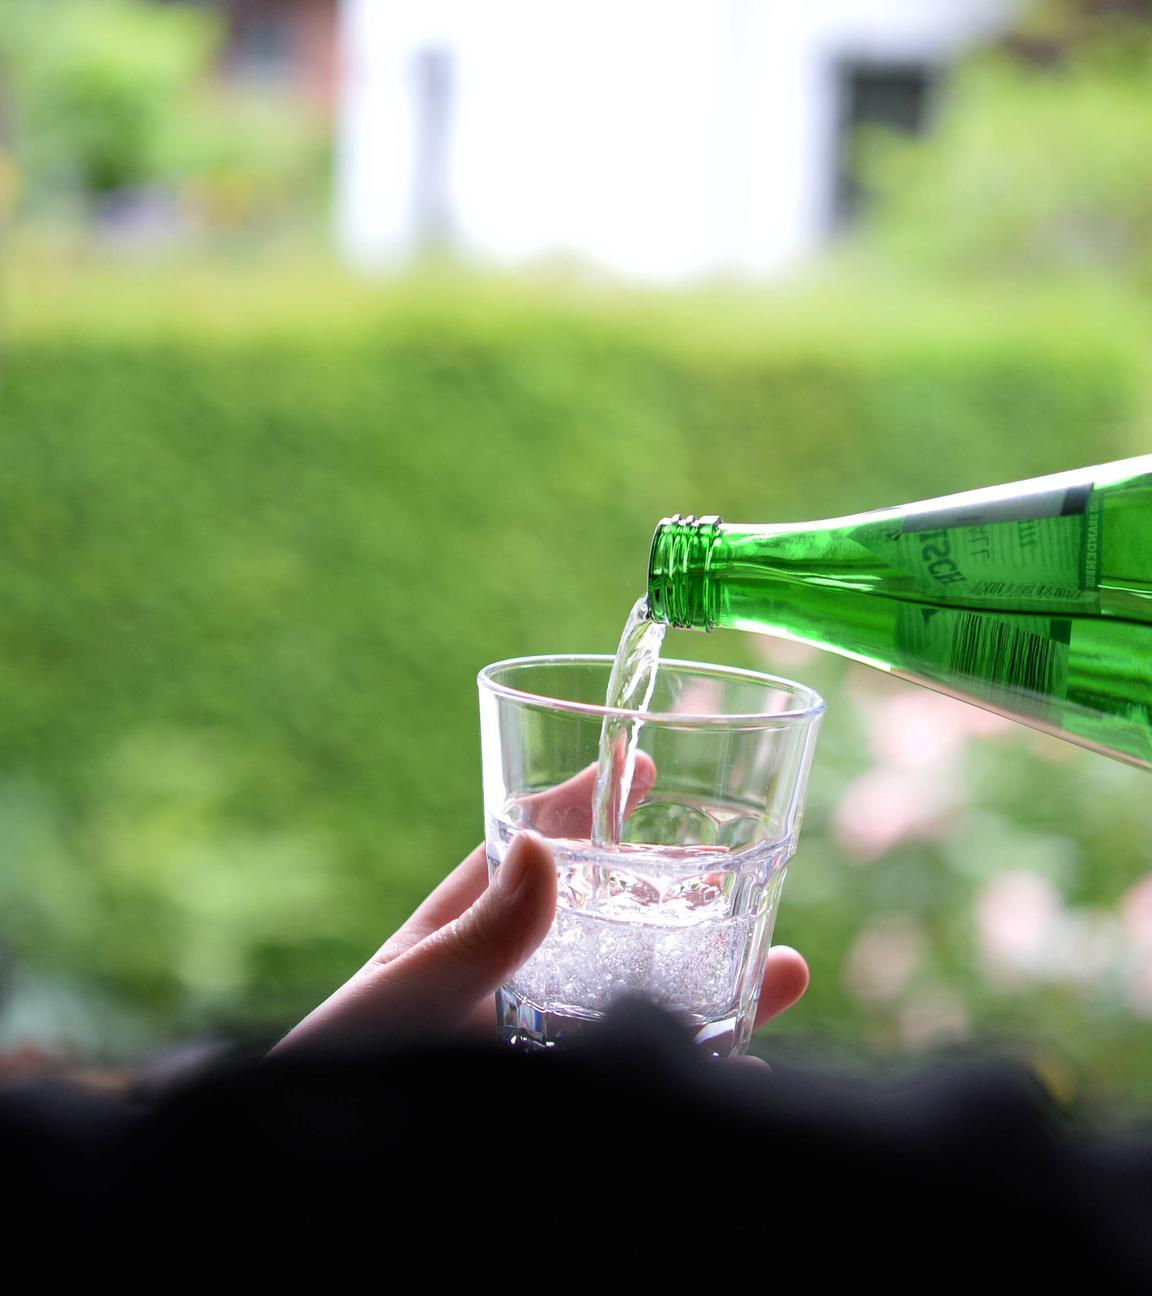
top-left (647, 457), bottom-right (1152, 769)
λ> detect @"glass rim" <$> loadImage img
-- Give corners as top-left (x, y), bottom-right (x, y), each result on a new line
top-left (477, 653), bottom-right (825, 728)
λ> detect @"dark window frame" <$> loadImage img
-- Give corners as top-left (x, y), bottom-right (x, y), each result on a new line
top-left (828, 56), bottom-right (943, 234)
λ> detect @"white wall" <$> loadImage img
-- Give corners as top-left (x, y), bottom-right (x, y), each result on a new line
top-left (337, 0), bottom-right (1017, 282)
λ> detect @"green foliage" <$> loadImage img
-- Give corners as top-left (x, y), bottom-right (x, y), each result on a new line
top-left (0, 0), bottom-right (219, 197)
top-left (1, 264), bottom-right (1150, 1097)
top-left (0, 0), bottom-right (328, 232)
top-left (160, 89), bottom-right (331, 236)
top-left (857, 21), bottom-right (1152, 287)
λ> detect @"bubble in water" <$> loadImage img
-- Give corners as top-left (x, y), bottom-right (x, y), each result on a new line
top-left (558, 863), bottom-right (596, 908)
top-left (665, 873), bottom-right (727, 912)
top-left (501, 836), bottom-right (790, 1026)
top-left (511, 902), bottom-right (750, 1019)
top-left (606, 869), bottom-right (660, 908)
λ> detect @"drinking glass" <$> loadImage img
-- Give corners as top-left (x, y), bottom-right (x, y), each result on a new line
top-left (478, 655), bottom-right (824, 1056)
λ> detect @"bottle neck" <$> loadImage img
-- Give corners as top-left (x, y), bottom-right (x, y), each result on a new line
top-left (647, 515), bottom-right (723, 630)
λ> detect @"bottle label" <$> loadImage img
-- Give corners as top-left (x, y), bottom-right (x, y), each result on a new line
top-left (896, 605), bottom-right (1072, 715)
top-left (866, 483), bottom-right (1102, 609)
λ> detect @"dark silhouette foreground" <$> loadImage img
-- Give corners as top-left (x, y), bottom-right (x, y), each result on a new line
top-left (3, 1000), bottom-right (1150, 1281)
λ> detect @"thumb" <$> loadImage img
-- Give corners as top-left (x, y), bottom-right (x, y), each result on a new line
top-left (359, 831), bottom-right (558, 1035)
top-left (270, 834), bottom-right (557, 1055)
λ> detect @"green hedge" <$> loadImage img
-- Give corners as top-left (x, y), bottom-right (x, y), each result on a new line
top-left (1, 267), bottom-right (1149, 1088)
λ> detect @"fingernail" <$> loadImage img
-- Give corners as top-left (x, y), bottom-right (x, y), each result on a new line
top-left (493, 831), bottom-right (539, 898)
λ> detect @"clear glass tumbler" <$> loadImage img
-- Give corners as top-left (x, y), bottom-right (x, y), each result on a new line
top-left (478, 655), bottom-right (824, 1057)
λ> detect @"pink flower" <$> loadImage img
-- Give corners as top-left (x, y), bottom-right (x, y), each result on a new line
top-left (898, 986), bottom-right (970, 1048)
top-left (1120, 876), bottom-right (1152, 1016)
top-left (842, 913), bottom-right (925, 1005)
top-left (750, 636), bottom-right (819, 672)
top-left (975, 871), bottom-right (1119, 992)
top-left (863, 689), bottom-right (1012, 769)
top-left (833, 766), bottom-right (958, 862)
top-left (1121, 875), bottom-right (1152, 954)
top-left (975, 870), bottom-right (1062, 987)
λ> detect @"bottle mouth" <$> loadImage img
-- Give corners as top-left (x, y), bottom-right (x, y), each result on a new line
top-left (647, 514), bottom-right (722, 630)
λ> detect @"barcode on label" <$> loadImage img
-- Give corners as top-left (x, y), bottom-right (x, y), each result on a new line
top-left (950, 613), bottom-right (1069, 701)
top-left (968, 580), bottom-right (1084, 602)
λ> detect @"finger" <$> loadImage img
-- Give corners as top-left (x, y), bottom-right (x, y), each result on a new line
top-left (378, 754), bottom-right (657, 968)
top-left (726, 1054), bottom-right (772, 1072)
top-left (375, 843), bottom-right (489, 964)
top-left (271, 832), bottom-right (557, 1053)
top-left (517, 751), bottom-right (657, 838)
top-left (384, 831), bottom-right (557, 1031)
top-left (753, 946), bottom-right (810, 1030)
top-left (463, 995), bottom-right (498, 1034)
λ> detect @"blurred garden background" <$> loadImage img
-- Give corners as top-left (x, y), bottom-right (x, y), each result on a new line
top-left (2, 0), bottom-right (1152, 1107)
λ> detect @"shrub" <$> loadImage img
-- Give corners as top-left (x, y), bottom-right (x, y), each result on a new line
top-left (1, 265), bottom-right (1149, 1096)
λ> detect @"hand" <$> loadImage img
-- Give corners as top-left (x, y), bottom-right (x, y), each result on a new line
top-left (272, 756), bottom-right (809, 1056)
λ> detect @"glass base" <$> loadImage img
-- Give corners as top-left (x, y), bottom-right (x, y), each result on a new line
top-left (496, 986), bottom-right (751, 1058)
